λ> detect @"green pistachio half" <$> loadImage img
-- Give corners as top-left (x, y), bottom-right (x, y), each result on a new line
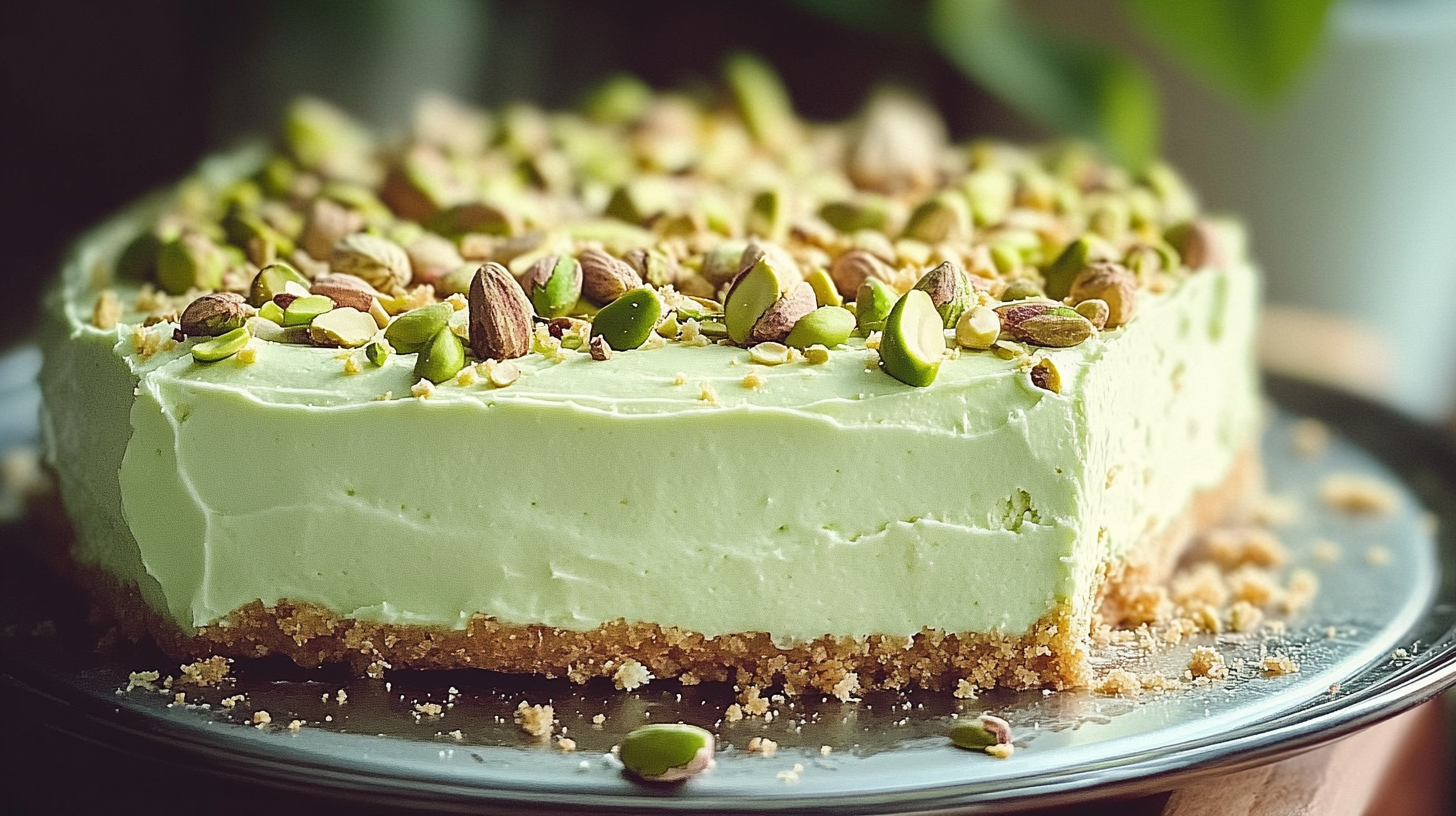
top-left (384, 302), bottom-right (455, 354)
top-left (590, 287), bottom-right (662, 351)
top-left (365, 339), bottom-right (393, 367)
top-left (854, 278), bottom-right (896, 335)
top-left (157, 232), bottom-right (226, 295)
top-left (524, 254), bottom-right (584, 319)
top-left (190, 326), bottom-right (251, 363)
top-left (248, 262), bottom-right (311, 307)
top-left (619, 723), bottom-right (716, 783)
top-left (723, 255), bottom-right (782, 345)
top-left (282, 294), bottom-right (335, 327)
top-left (414, 325), bottom-right (466, 384)
top-left (785, 306), bottom-right (856, 349)
top-left (878, 290), bottom-right (945, 387)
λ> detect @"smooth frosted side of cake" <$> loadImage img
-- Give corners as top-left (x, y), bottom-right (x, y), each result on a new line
top-left (39, 204), bottom-right (1259, 648)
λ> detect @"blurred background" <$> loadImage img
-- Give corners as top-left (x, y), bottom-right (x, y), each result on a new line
top-left (6, 0), bottom-right (1456, 419)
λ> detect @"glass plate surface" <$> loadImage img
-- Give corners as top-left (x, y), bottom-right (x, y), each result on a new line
top-left (3, 343), bottom-right (1455, 814)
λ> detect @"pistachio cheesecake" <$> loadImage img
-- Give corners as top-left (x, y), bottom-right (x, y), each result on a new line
top-left (38, 58), bottom-right (1260, 695)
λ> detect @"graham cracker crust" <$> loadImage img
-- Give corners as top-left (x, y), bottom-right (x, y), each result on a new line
top-left (74, 445), bottom-right (1260, 696)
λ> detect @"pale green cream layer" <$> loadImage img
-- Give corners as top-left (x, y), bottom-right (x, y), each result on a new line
top-left (40, 207), bottom-right (1259, 642)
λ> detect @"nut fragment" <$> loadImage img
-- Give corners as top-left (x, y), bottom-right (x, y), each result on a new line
top-left (590, 287), bottom-right (662, 351)
top-left (1068, 262), bottom-right (1137, 328)
top-left (524, 254), bottom-right (583, 318)
top-left (414, 325), bottom-right (466, 383)
top-left (180, 292), bottom-right (251, 338)
top-left (748, 341), bottom-right (791, 365)
top-left (1030, 358), bottom-right (1061, 393)
top-left (301, 197), bottom-right (366, 260)
top-left (912, 261), bottom-right (974, 329)
top-left (469, 262), bottom-right (533, 360)
top-left (955, 305), bottom-right (1000, 350)
top-left (829, 250), bottom-right (892, 300)
top-left (578, 248), bottom-right (642, 305)
top-left (619, 723), bottom-right (716, 783)
top-left (384, 302), bottom-right (453, 354)
top-left (309, 273), bottom-right (379, 313)
top-left (330, 233), bottom-right (411, 292)
top-left (749, 281), bottom-right (816, 345)
top-left (1074, 298), bottom-right (1109, 330)
top-left (248, 263), bottom-right (311, 307)
top-left (588, 334), bottom-right (612, 360)
top-left (1165, 219), bottom-right (1226, 270)
top-left (157, 231), bottom-right (226, 295)
top-left (309, 307), bottom-right (378, 348)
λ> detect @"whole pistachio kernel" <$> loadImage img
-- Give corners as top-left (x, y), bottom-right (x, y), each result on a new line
top-left (854, 278), bottom-right (896, 335)
top-left (912, 261), bottom-right (974, 329)
top-left (282, 294), bottom-right (335, 327)
top-left (1074, 298), bottom-right (1110, 330)
top-left (784, 306), bottom-right (856, 350)
top-left (999, 279), bottom-right (1043, 302)
top-left (804, 268), bottom-right (843, 308)
top-left (365, 339), bottom-right (393, 367)
top-left (590, 287), bottom-right (662, 351)
top-left (414, 325), bottom-right (466, 384)
top-left (157, 231), bottom-right (226, 295)
top-left (955, 305), bottom-right (1001, 350)
top-left (180, 292), bottom-right (251, 338)
top-left (619, 723), bottom-right (716, 783)
top-left (524, 254), bottom-right (583, 319)
top-left (248, 262), bottom-right (310, 307)
top-left (723, 255), bottom-right (782, 345)
top-left (1042, 234), bottom-right (1117, 301)
top-left (949, 715), bottom-right (1013, 754)
top-left (384, 302), bottom-right (454, 354)
top-left (878, 290), bottom-right (945, 387)
top-left (190, 326), bottom-right (251, 363)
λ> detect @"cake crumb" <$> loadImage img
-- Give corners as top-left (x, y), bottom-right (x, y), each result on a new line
top-left (1366, 546), bottom-right (1391, 566)
top-left (336, 689), bottom-right (348, 704)
top-left (253, 710), bottom-right (272, 728)
top-left (448, 729), bottom-right (464, 740)
top-left (366, 659), bottom-right (390, 679)
top-left (1261, 655), bottom-right (1299, 676)
top-left (742, 369), bottom-right (766, 390)
top-left (678, 672), bottom-right (700, 686)
top-left (342, 355), bottom-right (362, 375)
top-left (1312, 539), bottom-right (1342, 564)
top-left (612, 658), bottom-right (653, 691)
top-left (1227, 566), bottom-right (1281, 608)
top-left (747, 736), bottom-right (778, 757)
top-left (125, 670), bottom-right (160, 692)
top-left (820, 745), bottom-right (833, 756)
top-left (414, 702), bottom-right (443, 718)
top-left (236, 345), bottom-right (258, 364)
top-left (1252, 493), bottom-right (1301, 528)
top-left (515, 702), bottom-right (555, 738)
top-left (591, 714), bottom-right (606, 726)
top-left (698, 381), bottom-right (719, 405)
top-left (830, 672), bottom-right (862, 702)
top-left (739, 686), bottom-right (770, 716)
top-left (1170, 563), bottom-right (1228, 609)
top-left (1204, 527), bottom-right (1287, 569)
top-left (723, 704), bottom-right (744, 722)
top-left (1188, 646), bottom-right (1228, 680)
top-left (556, 737), bottom-right (577, 752)
top-left (1094, 669), bottom-right (1142, 697)
top-left (410, 378), bottom-right (436, 399)
top-left (220, 694), bottom-right (245, 709)
top-left (671, 372), bottom-right (687, 386)
top-left (953, 679), bottom-right (978, 699)
top-left (1227, 600), bottom-right (1264, 633)
top-left (287, 719), bottom-right (304, 732)
top-left (1320, 473), bottom-right (1398, 515)
top-left (177, 655), bottom-right (231, 687)
top-left (453, 366), bottom-right (477, 386)
top-left (172, 692), bottom-right (186, 706)
top-left (1290, 418), bottom-right (1330, 458)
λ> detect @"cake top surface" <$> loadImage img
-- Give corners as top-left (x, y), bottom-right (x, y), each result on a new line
top-left (61, 53), bottom-right (1243, 404)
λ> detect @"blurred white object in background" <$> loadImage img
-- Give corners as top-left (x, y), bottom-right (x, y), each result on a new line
top-left (1161, 0), bottom-right (1456, 420)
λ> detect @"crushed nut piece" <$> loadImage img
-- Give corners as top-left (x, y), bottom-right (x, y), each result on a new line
top-left (515, 701), bottom-right (555, 738)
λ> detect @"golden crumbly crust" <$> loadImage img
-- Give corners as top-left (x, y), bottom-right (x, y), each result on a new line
top-left (75, 445), bottom-right (1259, 695)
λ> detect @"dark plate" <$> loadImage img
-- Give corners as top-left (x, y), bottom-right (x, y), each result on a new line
top-left (2, 344), bottom-right (1454, 814)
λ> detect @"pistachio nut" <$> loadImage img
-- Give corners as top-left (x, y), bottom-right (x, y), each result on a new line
top-left (955, 305), bottom-right (1001, 350)
top-left (854, 277), bottom-right (896, 334)
top-left (619, 722), bottom-right (716, 783)
top-left (829, 250), bottom-right (893, 301)
top-left (180, 292), bottom-right (251, 337)
top-left (404, 232), bottom-right (465, 286)
top-left (723, 255), bottom-right (782, 345)
top-left (818, 196), bottom-right (890, 234)
top-left (469, 262), bottom-right (534, 360)
top-left (310, 273), bottom-right (379, 313)
top-left (429, 201), bottom-right (520, 238)
top-left (190, 326), bottom-right (251, 363)
top-left (222, 209), bottom-right (295, 265)
top-left (784, 305), bottom-right (856, 349)
top-left (1068, 262), bottom-right (1137, 328)
top-left (309, 307), bottom-right (378, 348)
top-left (590, 287), bottom-right (662, 351)
top-left (588, 334), bottom-right (612, 360)
top-left (1031, 358), bottom-right (1061, 393)
top-left (902, 192), bottom-right (971, 245)
top-left (330, 233), bottom-right (411, 292)
top-left (949, 714), bottom-right (1013, 753)
top-left (623, 247), bottom-right (679, 289)
top-left (912, 261), bottom-right (974, 329)
top-left (258, 300), bottom-right (286, 325)
top-left (847, 90), bottom-right (944, 194)
top-left (436, 262), bottom-right (479, 297)
top-left (246, 316), bottom-right (310, 345)
top-left (582, 73), bottom-right (654, 125)
top-left (365, 339), bottom-right (393, 367)
top-left (384, 302), bottom-right (454, 354)
top-left (748, 341), bottom-right (791, 365)
top-left (283, 97), bottom-right (374, 182)
top-left (524, 254), bottom-right (584, 318)
top-left (1164, 219), bottom-right (1226, 271)
top-left (157, 231), bottom-right (227, 295)
top-left (878, 290), bottom-right (945, 387)
top-left (116, 230), bottom-right (163, 282)
top-left (604, 176), bottom-right (676, 225)
top-left (999, 279), bottom-right (1043, 302)
top-left (804, 268), bottom-right (843, 308)
top-left (746, 188), bottom-right (786, 241)
top-left (749, 281), bottom-right (816, 345)
top-left (995, 302), bottom-right (1095, 348)
top-left (300, 197), bottom-right (366, 261)
top-left (961, 169), bottom-right (1014, 226)
top-left (724, 51), bottom-right (797, 146)
top-left (698, 240), bottom-right (751, 287)
top-left (1042, 234), bottom-right (1117, 301)
top-left (248, 262), bottom-right (311, 307)
top-left (578, 248), bottom-right (643, 305)
top-left (739, 240), bottom-right (801, 290)
top-left (414, 325), bottom-right (466, 384)
top-left (1074, 298), bottom-right (1110, 330)
top-left (282, 294), bottom-right (335, 327)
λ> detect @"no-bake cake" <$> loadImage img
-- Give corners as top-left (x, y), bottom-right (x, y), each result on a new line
top-left (38, 58), bottom-right (1260, 696)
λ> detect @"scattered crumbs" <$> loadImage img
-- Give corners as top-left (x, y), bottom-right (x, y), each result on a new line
top-left (1312, 539), bottom-right (1342, 564)
top-left (671, 372), bottom-right (687, 386)
top-left (985, 743), bottom-right (1014, 759)
top-left (92, 289), bottom-right (122, 330)
top-left (723, 704), bottom-right (744, 723)
top-left (679, 672), bottom-right (700, 686)
top-left (366, 659), bottom-right (390, 679)
top-left (342, 355), bottom-right (362, 375)
top-left (374, 391), bottom-right (393, 401)
top-left (1188, 646), bottom-right (1228, 680)
top-left (557, 737), bottom-right (577, 753)
top-left (448, 730), bottom-right (464, 741)
top-left (864, 331), bottom-right (882, 350)
top-left (414, 702), bottom-right (444, 718)
top-left (1290, 418), bottom-right (1330, 458)
top-left (1260, 655), bottom-right (1299, 676)
top-left (1366, 546), bottom-right (1391, 566)
top-left (172, 692), bottom-right (187, 706)
top-left (287, 719), bottom-right (304, 733)
top-left (747, 736), bottom-right (778, 757)
top-left (336, 689), bottom-right (348, 704)
top-left (1226, 566), bottom-right (1280, 608)
top-left (953, 679), bottom-right (978, 699)
top-left (410, 378), bottom-right (436, 399)
top-left (820, 745), bottom-right (833, 757)
top-left (253, 710), bottom-right (272, 729)
top-left (1393, 647), bottom-right (1411, 661)
top-left (578, 760), bottom-right (591, 771)
top-left (1281, 569), bottom-right (1319, 614)
top-left (1326, 626), bottom-right (1339, 639)
top-left (236, 345), bottom-right (258, 365)
top-left (697, 381), bottom-right (720, 405)
top-left (453, 366), bottom-right (477, 386)
top-left (1252, 493), bottom-right (1301, 528)
top-left (1204, 528), bottom-right (1287, 570)
top-left (1093, 669), bottom-right (1142, 697)
top-left (515, 701), bottom-right (555, 739)
top-left (611, 658), bottom-right (653, 691)
top-left (739, 686), bottom-right (770, 717)
top-left (177, 655), bottom-right (231, 687)
top-left (742, 369), bottom-right (766, 390)
top-left (1169, 563), bottom-right (1228, 609)
top-left (591, 714), bottom-right (606, 726)
top-left (831, 672), bottom-right (862, 703)
top-left (776, 763), bottom-right (804, 784)
top-left (220, 694), bottom-right (245, 710)
top-left (1227, 600), bottom-right (1264, 633)
top-left (1320, 473), bottom-right (1398, 515)
top-left (125, 670), bottom-right (161, 693)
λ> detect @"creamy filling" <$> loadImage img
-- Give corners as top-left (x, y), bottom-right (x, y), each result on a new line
top-left (40, 206), bottom-right (1260, 642)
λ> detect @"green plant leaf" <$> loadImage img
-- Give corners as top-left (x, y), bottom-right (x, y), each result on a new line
top-left (1120, 0), bottom-right (1335, 107)
top-left (928, 0), bottom-right (1159, 169)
